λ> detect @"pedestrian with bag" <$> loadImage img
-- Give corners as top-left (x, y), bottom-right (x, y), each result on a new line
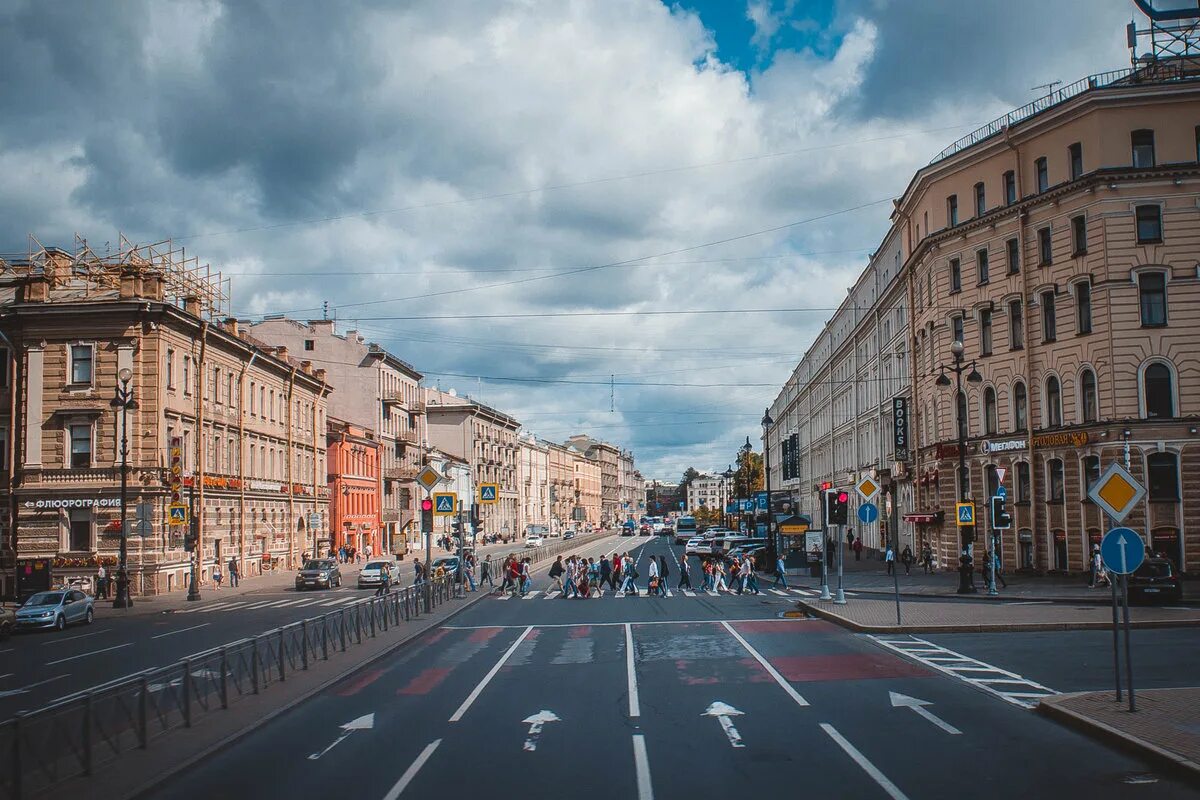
top-left (658, 555), bottom-right (670, 594)
top-left (647, 556), bottom-right (661, 597)
top-left (600, 555), bottom-right (613, 590)
top-left (901, 546), bottom-right (914, 576)
top-left (620, 553), bottom-right (639, 595)
top-left (481, 555), bottom-right (493, 588)
top-left (212, 562), bottom-right (223, 589)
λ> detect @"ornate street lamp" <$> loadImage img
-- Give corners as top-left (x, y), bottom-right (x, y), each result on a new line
top-left (762, 408), bottom-right (776, 564)
top-left (110, 367), bottom-right (138, 608)
top-left (935, 340), bottom-right (982, 594)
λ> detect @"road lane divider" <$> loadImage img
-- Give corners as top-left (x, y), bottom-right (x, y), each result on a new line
top-left (632, 733), bottom-right (654, 800)
top-left (151, 623), bottom-right (211, 639)
top-left (720, 621), bottom-right (809, 707)
top-left (625, 623), bottom-right (640, 717)
top-left (381, 739), bottom-right (442, 799)
top-left (448, 625), bottom-right (533, 722)
top-left (45, 642), bottom-right (133, 667)
top-left (820, 723), bottom-right (911, 800)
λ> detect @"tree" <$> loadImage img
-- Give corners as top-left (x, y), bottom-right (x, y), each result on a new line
top-left (680, 466), bottom-right (700, 490)
top-left (694, 506), bottom-right (722, 527)
top-left (733, 448), bottom-right (763, 498)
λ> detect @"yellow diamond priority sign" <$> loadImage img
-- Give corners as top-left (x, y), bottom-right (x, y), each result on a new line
top-left (855, 475), bottom-right (880, 501)
top-left (1088, 462), bottom-right (1146, 523)
top-left (416, 466), bottom-right (445, 492)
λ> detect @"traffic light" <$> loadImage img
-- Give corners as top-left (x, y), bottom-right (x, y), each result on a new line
top-left (990, 495), bottom-right (1012, 529)
top-left (469, 504), bottom-right (481, 532)
top-left (420, 497), bottom-right (434, 534)
top-left (824, 490), bottom-right (849, 526)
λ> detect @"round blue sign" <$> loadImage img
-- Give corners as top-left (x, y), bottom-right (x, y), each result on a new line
top-left (1100, 527), bottom-right (1145, 575)
top-left (857, 502), bottom-right (879, 524)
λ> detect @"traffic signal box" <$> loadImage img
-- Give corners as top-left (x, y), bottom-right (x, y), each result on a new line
top-left (824, 490), bottom-right (849, 526)
top-left (420, 497), bottom-right (434, 534)
top-left (990, 495), bottom-right (1012, 530)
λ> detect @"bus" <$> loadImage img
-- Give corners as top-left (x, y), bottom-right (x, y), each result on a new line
top-left (674, 516), bottom-right (697, 544)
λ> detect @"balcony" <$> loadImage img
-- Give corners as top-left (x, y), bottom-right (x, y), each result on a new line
top-left (397, 427), bottom-right (418, 444)
top-left (383, 391), bottom-right (425, 414)
top-left (383, 465), bottom-right (419, 481)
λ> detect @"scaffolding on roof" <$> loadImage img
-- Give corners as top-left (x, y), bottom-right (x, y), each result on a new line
top-left (0, 233), bottom-right (230, 318)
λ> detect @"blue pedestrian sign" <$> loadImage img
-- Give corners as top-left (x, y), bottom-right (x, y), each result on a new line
top-left (478, 483), bottom-right (499, 504)
top-left (857, 502), bottom-right (879, 524)
top-left (1101, 527), bottom-right (1145, 575)
top-left (996, 485), bottom-right (1007, 498)
top-left (433, 492), bottom-right (457, 516)
top-left (955, 502), bottom-right (975, 527)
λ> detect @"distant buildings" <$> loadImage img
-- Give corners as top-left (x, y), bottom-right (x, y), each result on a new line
top-left (687, 474), bottom-right (731, 514)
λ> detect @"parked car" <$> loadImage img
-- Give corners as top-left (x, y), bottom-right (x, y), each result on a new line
top-left (357, 560), bottom-right (395, 590)
top-left (1127, 557), bottom-right (1182, 604)
top-left (15, 590), bottom-right (94, 631)
top-left (563, 530), bottom-right (577, 540)
top-left (525, 535), bottom-right (544, 548)
top-left (620, 522), bottom-right (636, 537)
top-left (295, 559), bottom-right (342, 590)
top-left (0, 604), bottom-right (16, 639)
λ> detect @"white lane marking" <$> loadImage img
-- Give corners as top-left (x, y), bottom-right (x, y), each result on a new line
top-left (152, 623), bottom-right (211, 639)
top-left (442, 618), bottom-right (816, 630)
top-left (889, 692), bottom-right (962, 735)
top-left (0, 674), bottom-right (12, 680)
top-left (791, 588), bottom-right (814, 596)
top-left (274, 598), bottom-right (311, 607)
top-left (46, 642), bottom-right (133, 666)
top-left (291, 599), bottom-right (328, 608)
top-left (522, 591), bottom-right (541, 600)
top-left (449, 626), bottom-right (533, 722)
top-left (543, 591), bottom-right (561, 600)
top-left (41, 629), bottom-right (111, 646)
top-left (720, 621), bottom-right (808, 707)
top-left (769, 589), bottom-right (790, 596)
top-left (625, 623), bottom-right (640, 718)
top-left (682, 590), bottom-right (695, 596)
top-left (1004, 601), bottom-right (1052, 606)
top-left (495, 593), bottom-right (511, 601)
top-left (820, 723), bottom-right (910, 800)
top-left (241, 601), bottom-right (277, 609)
top-left (593, 589), bottom-right (603, 599)
top-left (664, 589), bottom-right (673, 597)
top-left (317, 598), bottom-right (349, 607)
top-left (381, 739), bottom-right (442, 800)
top-left (200, 602), bottom-right (249, 613)
top-left (0, 674), bottom-right (69, 698)
top-left (632, 734), bottom-right (654, 800)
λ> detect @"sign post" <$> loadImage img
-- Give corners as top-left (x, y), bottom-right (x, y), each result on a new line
top-left (1101, 526), bottom-right (1144, 712)
top-left (416, 466), bottom-right (446, 590)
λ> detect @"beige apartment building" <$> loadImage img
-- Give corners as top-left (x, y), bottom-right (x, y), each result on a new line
top-left (0, 242), bottom-right (330, 598)
top-left (248, 318), bottom-right (424, 554)
top-left (567, 435), bottom-right (620, 527)
top-left (572, 450), bottom-right (603, 529)
top-left (517, 435), bottom-right (550, 534)
top-left (901, 68), bottom-right (1200, 574)
top-left (424, 389), bottom-right (520, 540)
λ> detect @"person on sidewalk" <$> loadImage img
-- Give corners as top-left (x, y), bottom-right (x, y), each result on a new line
top-left (852, 537), bottom-right (863, 561)
top-left (1089, 545), bottom-right (1102, 588)
top-left (885, 546), bottom-right (895, 575)
top-left (228, 557), bottom-right (240, 588)
top-left (213, 562), bottom-right (223, 589)
top-left (921, 544), bottom-right (934, 574)
top-left (990, 550), bottom-right (1007, 589)
top-left (901, 546), bottom-right (913, 575)
top-left (773, 555), bottom-right (788, 589)
top-left (96, 565), bottom-right (109, 599)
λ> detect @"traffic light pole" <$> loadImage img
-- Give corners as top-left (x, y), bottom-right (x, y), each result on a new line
top-left (834, 523), bottom-right (846, 605)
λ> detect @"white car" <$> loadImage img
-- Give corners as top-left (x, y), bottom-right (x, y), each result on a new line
top-left (357, 560), bottom-right (395, 589)
top-left (685, 536), bottom-right (713, 556)
top-left (525, 535), bottom-right (544, 548)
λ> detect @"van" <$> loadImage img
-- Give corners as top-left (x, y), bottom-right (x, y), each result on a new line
top-left (674, 516), bottom-right (698, 544)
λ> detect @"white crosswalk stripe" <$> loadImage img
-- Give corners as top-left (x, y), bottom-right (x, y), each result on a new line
top-left (543, 591), bottom-right (560, 600)
top-left (199, 601), bottom-right (248, 612)
top-left (769, 589), bottom-right (790, 596)
top-left (522, 591), bottom-right (541, 600)
top-left (682, 590), bottom-right (695, 596)
top-left (790, 588), bottom-right (813, 596)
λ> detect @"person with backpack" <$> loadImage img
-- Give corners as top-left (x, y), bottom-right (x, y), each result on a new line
top-left (611, 552), bottom-right (623, 589)
top-left (600, 555), bottom-right (613, 591)
top-left (901, 546), bottom-right (914, 576)
top-left (480, 555), bottom-right (493, 587)
top-left (728, 557), bottom-right (742, 594)
top-left (885, 546), bottom-right (896, 575)
top-left (519, 558), bottom-right (532, 596)
top-left (228, 557), bottom-right (240, 588)
top-left (588, 557), bottom-right (601, 592)
top-left (744, 555), bottom-right (761, 595)
top-left (657, 555), bottom-right (670, 596)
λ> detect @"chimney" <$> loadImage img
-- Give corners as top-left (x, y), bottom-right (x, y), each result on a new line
top-left (119, 267), bottom-right (140, 300)
top-left (142, 271), bottom-right (165, 301)
top-left (300, 360), bottom-right (314, 375)
top-left (22, 274), bottom-right (48, 303)
top-left (274, 345), bottom-right (289, 362)
top-left (183, 296), bottom-right (202, 318)
top-left (223, 317), bottom-right (239, 337)
top-left (314, 368), bottom-right (327, 382)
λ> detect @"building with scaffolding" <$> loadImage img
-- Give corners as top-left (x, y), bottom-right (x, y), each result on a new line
top-left (0, 237), bottom-right (331, 598)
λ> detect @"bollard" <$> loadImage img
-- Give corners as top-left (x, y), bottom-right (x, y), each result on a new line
top-left (220, 648), bottom-right (229, 709)
top-left (138, 676), bottom-right (149, 749)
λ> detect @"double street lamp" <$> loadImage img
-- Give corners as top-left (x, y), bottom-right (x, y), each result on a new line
top-left (762, 408), bottom-right (776, 565)
top-left (935, 340), bottom-right (982, 594)
top-left (110, 367), bottom-right (137, 609)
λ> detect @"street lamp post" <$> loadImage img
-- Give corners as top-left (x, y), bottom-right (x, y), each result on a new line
top-left (740, 436), bottom-right (752, 533)
top-left (722, 465), bottom-right (734, 529)
top-left (762, 409), bottom-right (777, 566)
top-left (935, 340), bottom-right (982, 594)
top-left (110, 367), bottom-right (138, 609)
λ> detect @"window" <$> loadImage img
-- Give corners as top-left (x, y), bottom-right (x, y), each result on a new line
top-left (950, 258), bottom-right (961, 292)
top-left (1038, 226), bottom-right (1052, 265)
top-left (1147, 452), bottom-right (1180, 501)
top-left (68, 509), bottom-right (91, 552)
top-left (249, 382), bottom-right (257, 415)
top-left (1016, 461), bottom-right (1031, 502)
top-left (1068, 142), bottom-right (1083, 180)
top-left (1074, 281), bottom-right (1093, 335)
top-left (1003, 170), bottom-right (1016, 205)
top-left (166, 348), bottom-right (175, 389)
top-left (974, 182), bottom-right (986, 216)
top-left (1083, 456), bottom-right (1101, 494)
top-left (952, 315), bottom-right (964, 345)
top-left (1006, 237), bottom-right (1019, 275)
top-left (70, 344), bottom-right (93, 385)
top-left (984, 387), bottom-right (998, 434)
top-left (1131, 129), bottom-right (1155, 168)
top-left (1138, 272), bottom-right (1167, 326)
top-left (183, 356), bottom-right (192, 395)
top-left (1035, 157), bottom-right (1048, 192)
top-left (1046, 376), bottom-right (1062, 427)
top-left (212, 366), bottom-right (221, 404)
top-left (1009, 300), bottom-right (1024, 349)
top-left (1071, 215), bottom-right (1087, 255)
top-left (947, 195), bottom-right (958, 227)
top-left (976, 248), bottom-right (989, 285)
top-left (1135, 205), bottom-right (1162, 244)
top-left (69, 423), bottom-right (92, 468)
top-left (1041, 291), bottom-right (1057, 342)
top-left (1144, 362), bottom-right (1174, 418)
top-left (980, 308), bottom-right (993, 355)
top-left (304, 339), bottom-right (315, 351)
top-left (1048, 458), bottom-right (1065, 501)
top-left (955, 390), bottom-right (968, 441)
top-left (1080, 369), bottom-right (1098, 423)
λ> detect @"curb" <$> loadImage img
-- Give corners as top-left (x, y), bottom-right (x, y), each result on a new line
top-left (795, 600), bottom-right (1200, 634)
top-left (1037, 693), bottom-right (1200, 786)
top-left (793, 584), bottom-right (1197, 607)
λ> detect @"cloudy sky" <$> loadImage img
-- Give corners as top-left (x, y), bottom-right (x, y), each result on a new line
top-left (0, 0), bottom-right (1133, 481)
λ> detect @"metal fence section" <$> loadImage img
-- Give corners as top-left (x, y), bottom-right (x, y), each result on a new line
top-left (0, 529), bottom-right (616, 800)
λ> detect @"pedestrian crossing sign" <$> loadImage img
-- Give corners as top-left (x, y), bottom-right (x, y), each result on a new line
top-left (168, 503), bottom-right (189, 526)
top-left (955, 502), bottom-right (975, 527)
top-left (433, 492), bottom-right (457, 516)
top-left (479, 483), bottom-right (499, 504)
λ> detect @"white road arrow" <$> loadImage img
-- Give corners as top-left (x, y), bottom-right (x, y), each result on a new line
top-left (522, 710), bottom-right (560, 751)
top-left (703, 701), bottom-right (745, 748)
top-left (307, 713), bottom-right (375, 760)
top-left (889, 692), bottom-right (961, 735)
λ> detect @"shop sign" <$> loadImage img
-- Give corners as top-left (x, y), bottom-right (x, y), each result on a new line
top-left (980, 437), bottom-right (1026, 455)
top-left (1031, 431), bottom-right (1089, 449)
top-left (248, 480), bottom-right (284, 492)
top-left (23, 497), bottom-right (120, 510)
top-left (1018, 530), bottom-right (1033, 542)
top-left (893, 397), bottom-right (910, 462)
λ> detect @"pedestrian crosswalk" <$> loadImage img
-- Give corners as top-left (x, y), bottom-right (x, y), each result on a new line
top-left (173, 594), bottom-right (365, 614)
top-left (492, 586), bottom-right (818, 600)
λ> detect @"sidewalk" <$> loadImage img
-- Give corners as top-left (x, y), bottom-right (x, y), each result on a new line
top-left (1040, 689), bottom-right (1200, 783)
top-left (796, 595), bottom-right (1200, 633)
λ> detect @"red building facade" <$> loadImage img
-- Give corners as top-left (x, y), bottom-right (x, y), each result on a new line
top-left (327, 419), bottom-right (382, 557)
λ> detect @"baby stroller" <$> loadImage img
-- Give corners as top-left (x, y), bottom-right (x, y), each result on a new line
top-left (646, 576), bottom-right (659, 596)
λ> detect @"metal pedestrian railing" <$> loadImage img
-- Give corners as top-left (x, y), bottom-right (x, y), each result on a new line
top-left (0, 530), bottom-right (614, 800)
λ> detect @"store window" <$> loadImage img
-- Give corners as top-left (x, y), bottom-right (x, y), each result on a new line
top-left (1147, 452), bottom-right (1180, 501)
top-left (68, 509), bottom-right (91, 552)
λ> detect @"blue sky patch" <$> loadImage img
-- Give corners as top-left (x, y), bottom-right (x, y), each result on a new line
top-left (673, 0), bottom-right (840, 72)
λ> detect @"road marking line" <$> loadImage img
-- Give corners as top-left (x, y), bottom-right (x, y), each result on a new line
top-left (632, 733), bottom-right (654, 800)
top-left (790, 588), bottom-right (813, 596)
top-left (625, 623), bottom-right (640, 717)
top-left (41, 629), bottom-right (110, 646)
top-left (201, 602), bottom-right (249, 613)
top-left (495, 593), bottom-right (511, 601)
top-left (522, 591), bottom-right (541, 600)
top-left (242, 601), bottom-right (277, 609)
top-left (292, 599), bottom-right (329, 608)
top-left (152, 623), bottom-right (211, 639)
top-left (0, 674), bottom-right (69, 697)
top-left (593, 589), bottom-right (603, 598)
top-left (543, 591), bottom-right (560, 600)
top-left (664, 589), bottom-right (673, 597)
top-left (381, 739), bottom-right (442, 799)
top-left (720, 621), bottom-right (808, 707)
top-left (682, 590), bottom-right (695, 596)
top-left (821, 723), bottom-right (910, 800)
top-left (316, 598), bottom-right (348, 607)
top-left (442, 618), bottom-right (816, 630)
top-left (46, 642), bottom-right (133, 666)
top-left (449, 626), bottom-right (533, 722)
top-left (769, 589), bottom-right (790, 596)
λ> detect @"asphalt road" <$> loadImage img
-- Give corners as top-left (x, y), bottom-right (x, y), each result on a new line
top-left (0, 534), bottom-right (623, 719)
top-left (145, 536), bottom-right (1198, 800)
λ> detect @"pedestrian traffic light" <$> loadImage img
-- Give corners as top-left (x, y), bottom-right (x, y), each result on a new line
top-left (824, 490), bottom-right (849, 526)
top-left (469, 504), bottom-right (481, 532)
top-left (990, 495), bottom-right (1012, 530)
top-left (420, 497), bottom-right (434, 534)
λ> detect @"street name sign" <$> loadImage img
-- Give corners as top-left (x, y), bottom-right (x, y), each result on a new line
top-left (433, 492), bottom-right (457, 515)
top-left (479, 483), bottom-right (499, 504)
top-left (955, 502), bottom-right (975, 527)
top-left (1088, 462), bottom-right (1146, 523)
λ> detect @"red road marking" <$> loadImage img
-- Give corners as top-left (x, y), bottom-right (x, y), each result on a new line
top-left (569, 625), bottom-right (592, 639)
top-left (676, 657), bottom-right (772, 685)
top-left (729, 620), bottom-right (836, 634)
top-left (468, 627), bottom-right (504, 643)
top-left (398, 666), bottom-right (452, 695)
top-left (769, 653), bottom-right (932, 683)
top-left (424, 629), bottom-right (450, 646)
top-left (337, 667), bottom-right (386, 697)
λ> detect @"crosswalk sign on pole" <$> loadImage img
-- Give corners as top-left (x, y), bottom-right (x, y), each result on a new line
top-left (479, 483), bottom-right (499, 504)
top-left (433, 493), bottom-right (457, 516)
top-left (955, 502), bottom-right (975, 527)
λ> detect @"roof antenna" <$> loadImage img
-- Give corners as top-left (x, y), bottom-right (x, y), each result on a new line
top-left (610, 374), bottom-right (615, 413)
top-left (1030, 80), bottom-right (1062, 98)
top-left (322, 300), bottom-right (329, 320)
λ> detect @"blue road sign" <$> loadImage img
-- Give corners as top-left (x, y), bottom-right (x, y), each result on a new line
top-left (1101, 527), bottom-right (1145, 575)
top-left (857, 502), bottom-right (879, 524)
top-left (479, 484), bottom-right (498, 502)
top-left (755, 492), bottom-right (768, 511)
top-left (996, 485), bottom-right (1007, 498)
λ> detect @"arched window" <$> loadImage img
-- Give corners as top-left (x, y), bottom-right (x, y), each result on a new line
top-left (1046, 376), bottom-right (1062, 427)
top-left (1080, 369), bottom-right (1098, 423)
top-left (1013, 381), bottom-right (1028, 431)
top-left (983, 387), bottom-right (998, 435)
top-left (956, 390), bottom-right (968, 441)
top-left (1144, 363), bottom-right (1174, 419)
top-left (1048, 458), bottom-right (1065, 502)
